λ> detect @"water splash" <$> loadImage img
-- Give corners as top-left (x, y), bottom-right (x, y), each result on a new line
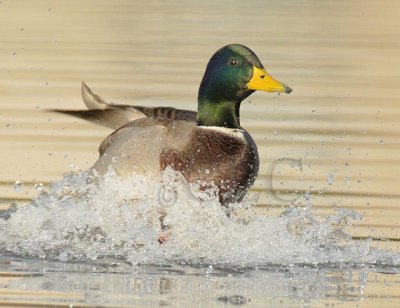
top-left (0, 168), bottom-right (399, 268)
top-left (13, 181), bottom-right (23, 192)
top-left (327, 173), bottom-right (335, 185)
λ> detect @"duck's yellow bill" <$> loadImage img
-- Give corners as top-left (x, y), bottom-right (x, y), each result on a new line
top-left (247, 66), bottom-right (292, 94)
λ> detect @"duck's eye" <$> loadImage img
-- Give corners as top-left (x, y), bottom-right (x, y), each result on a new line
top-left (228, 58), bottom-right (240, 67)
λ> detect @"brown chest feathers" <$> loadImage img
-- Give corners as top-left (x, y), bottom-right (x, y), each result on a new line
top-left (160, 127), bottom-right (259, 204)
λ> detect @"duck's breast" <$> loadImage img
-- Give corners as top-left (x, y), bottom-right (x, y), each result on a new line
top-left (161, 126), bottom-right (259, 203)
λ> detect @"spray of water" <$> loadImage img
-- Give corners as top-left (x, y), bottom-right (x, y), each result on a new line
top-left (0, 167), bottom-right (399, 268)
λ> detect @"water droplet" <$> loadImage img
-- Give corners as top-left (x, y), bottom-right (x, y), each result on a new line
top-left (34, 183), bottom-right (44, 191)
top-left (344, 176), bottom-right (350, 184)
top-left (379, 139), bottom-right (384, 144)
top-left (303, 191), bottom-right (312, 201)
top-left (14, 181), bottom-right (23, 192)
top-left (274, 130), bottom-right (279, 136)
top-left (327, 174), bottom-right (335, 185)
top-left (204, 169), bottom-right (210, 174)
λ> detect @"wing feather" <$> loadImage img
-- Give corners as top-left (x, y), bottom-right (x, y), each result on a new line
top-left (49, 82), bottom-right (197, 128)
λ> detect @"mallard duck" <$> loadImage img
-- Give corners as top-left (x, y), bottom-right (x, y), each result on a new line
top-left (54, 44), bottom-right (292, 204)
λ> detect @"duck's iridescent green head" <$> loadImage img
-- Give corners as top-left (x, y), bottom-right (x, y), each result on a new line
top-left (197, 44), bottom-right (292, 128)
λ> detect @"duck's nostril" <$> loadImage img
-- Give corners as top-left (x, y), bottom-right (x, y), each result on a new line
top-left (260, 75), bottom-right (265, 79)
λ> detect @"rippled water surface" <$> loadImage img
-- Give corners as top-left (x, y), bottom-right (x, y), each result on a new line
top-left (1, 0), bottom-right (400, 306)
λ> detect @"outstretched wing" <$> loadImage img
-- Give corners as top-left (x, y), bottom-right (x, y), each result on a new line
top-left (50, 82), bottom-right (197, 129)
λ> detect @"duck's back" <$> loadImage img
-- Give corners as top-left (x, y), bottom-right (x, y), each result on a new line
top-left (92, 118), bottom-right (195, 177)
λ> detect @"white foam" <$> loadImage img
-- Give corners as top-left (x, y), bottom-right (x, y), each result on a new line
top-left (0, 168), bottom-right (399, 268)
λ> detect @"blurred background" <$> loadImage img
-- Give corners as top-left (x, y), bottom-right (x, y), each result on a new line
top-left (0, 0), bottom-right (399, 243)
